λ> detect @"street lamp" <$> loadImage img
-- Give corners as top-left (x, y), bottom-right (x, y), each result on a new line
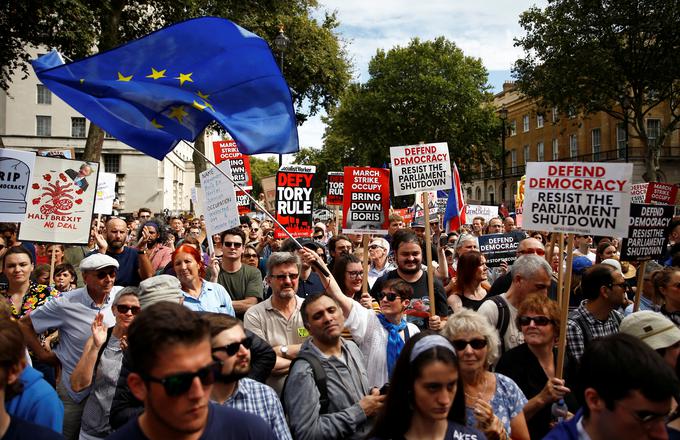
top-left (274, 25), bottom-right (290, 167)
top-left (499, 106), bottom-right (508, 204)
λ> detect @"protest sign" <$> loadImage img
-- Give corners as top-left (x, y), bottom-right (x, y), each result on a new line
top-left (523, 162), bottom-right (633, 237)
top-left (190, 187), bottom-right (205, 216)
top-left (327, 172), bottom-right (344, 206)
top-left (212, 140), bottom-right (253, 189)
top-left (38, 148), bottom-right (75, 159)
top-left (94, 172), bottom-right (117, 215)
top-left (630, 182), bottom-right (678, 205)
top-left (413, 191), bottom-right (439, 218)
top-left (515, 176), bottom-right (526, 227)
top-left (19, 156), bottom-right (98, 244)
top-left (342, 167), bottom-right (390, 234)
top-left (275, 165), bottom-right (316, 239)
top-left (236, 190), bottom-right (251, 215)
top-left (620, 203), bottom-right (674, 261)
top-left (465, 205), bottom-right (499, 223)
top-left (478, 232), bottom-right (522, 267)
top-left (393, 207), bottom-right (414, 224)
top-left (391, 142), bottom-right (452, 196)
top-left (261, 175), bottom-right (276, 212)
top-left (199, 161), bottom-right (239, 237)
top-left (0, 148), bottom-right (36, 222)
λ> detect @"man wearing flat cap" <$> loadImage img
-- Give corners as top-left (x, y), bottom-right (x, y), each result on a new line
top-left (19, 253), bottom-right (122, 440)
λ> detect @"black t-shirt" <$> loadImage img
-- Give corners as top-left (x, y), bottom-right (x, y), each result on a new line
top-left (370, 269), bottom-right (449, 330)
top-left (2, 417), bottom-right (63, 440)
top-left (106, 403), bottom-right (275, 439)
top-left (370, 420), bottom-right (485, 440)
top-left (87, 247), bottom-right (140, 287)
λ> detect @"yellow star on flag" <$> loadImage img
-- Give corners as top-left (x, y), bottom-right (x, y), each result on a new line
top-left (192, 100), bottom-right (206, 111)
top-left (117, 72), bottom-right (133, 82)
top-left (168, 106), bottom-right (189, 123)
top-left (203, 100), bottom-right (215, 112)
top-left (146, 68), bottom-right (167, 80)
top-left (79, 78), bottom-right (85, 84)
top-left (196, 90), bottom-right (210, 100)
top-left (175, 72), bottom-right (193, 86)
top-left (150, 118), bottom-right (163, 129)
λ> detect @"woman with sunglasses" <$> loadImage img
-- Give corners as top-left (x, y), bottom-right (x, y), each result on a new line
top-left (442, 309), bottom-right (530, 440)
top-left (370, 332), bottom-right (484, 440)
top-left (447, 251), bottom-right (489, 313)
top-left (71, 287), bottom-right (140, 439)
top-left (496, 294), bottom-right (576, 440)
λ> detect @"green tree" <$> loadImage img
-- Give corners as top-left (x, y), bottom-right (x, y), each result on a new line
top-left (513, 0), bottom-right (680, 182)
top-left (296, 37), bottom-right (500, 206)
top-left (249, 156), bottom-right (280, 198)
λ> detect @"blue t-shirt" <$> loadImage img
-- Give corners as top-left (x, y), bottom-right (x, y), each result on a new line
top-left (87, 247), bottom-right (140, 287)
top-left (105, 403), bottom-right (275, 440)
top-left (465, 373), bottom-right (527, 435)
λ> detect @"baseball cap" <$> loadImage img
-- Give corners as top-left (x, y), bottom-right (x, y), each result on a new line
top-left (620, 311), bottom-right (680, 351)
top-left (572, 256), bottom-right (592, 275)
top-left (80, 254), bottom-right (119, 272)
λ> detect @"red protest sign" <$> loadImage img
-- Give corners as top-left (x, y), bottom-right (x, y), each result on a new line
top-left (275, 165), bottom-right (316, 239)
top-left (631, 182), bottom-right (678, 205)
top-left (342, 167), bottom-right (390, 234)
top-left (327, 172), bottom-right (344, 206)
top-left (212, 140), bottom-right (253, 189)
top-left (236, 190), bottom-right (251, 215)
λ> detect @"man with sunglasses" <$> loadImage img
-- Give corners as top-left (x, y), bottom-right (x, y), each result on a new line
top-left (110, 302), bottom-right (274, 440)
top-left (216, 227), bottom-right (263, 319)
top-left (367, 237), bottom-right (394, 289)
top-left (204, 313), bottom-right (292, 440)
top-left (19, 254), bottom-right (122, 439)
top-left (573, 233), bottom-right (596, 263)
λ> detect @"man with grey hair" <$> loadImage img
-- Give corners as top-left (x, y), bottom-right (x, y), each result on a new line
top-left (244, 252), bottom-right (308, 394)
top-left (478, 254), bottom-right (553, 354)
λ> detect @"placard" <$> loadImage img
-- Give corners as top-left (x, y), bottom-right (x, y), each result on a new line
top-left (199, 161), bottom-right (239, 237)
top-left (391, 142), bottom-right (452, 196)
top-left (38, 148), bottom-right (75, 159)
top-left (342, 167), bottom-right (390, 234)
top-left (0, 148), bottom-right (36, 222)
top-left (94, 172), bottom-right (117, 215)
top-left (465, 205), bottom-right (499, 223)
top-left (260, 175), bottom-right (277, 212)
top-left (275, 165), bottom-right (316, 239)
top-left (327, 172), bottom-right (344, 206)
top-left (413, 191), bottom-right (438, 219)
top-left (236, 190), bottom-right (251, 215)
top-left (19, 156), bottom-right (98, 244)
top-left (212, 140), bottom-right (253, 190)
top-left (620, 203), bottom-right (675, 261)
top-left (631, 182), bottom-right (678, 205)
top-left (190, 187), bottom-right (205, 216)
top-left (523, 162), bottom-right (633, 237)
top-left (478, 232), bottom-right (522, 267)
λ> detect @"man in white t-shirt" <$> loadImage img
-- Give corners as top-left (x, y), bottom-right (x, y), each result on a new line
top-left (573, 234), bottom-right (596, 263)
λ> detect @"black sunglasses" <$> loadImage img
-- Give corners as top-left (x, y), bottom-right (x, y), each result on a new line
top-left (96, 268), bottom-right (117, 279)
top-left (223, 241), bottom-right (243, 249)
top-left (518, 316), bottom-right (554, 327)
top-left (452, 338), bottom-right (488, 351)
top-left (144, 362), bottom-right (219, 396)
top-left (212, 336), bottom-right (253, 356)
top-left (376, 291), bottom-right (400, 302)
top-left (116, 304), bottom-right (141, 315)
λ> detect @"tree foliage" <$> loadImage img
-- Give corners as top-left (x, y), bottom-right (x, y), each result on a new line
top-left (249, 156), bottom-right (280, 198)
top-left (513, 0), bottom-right (680, 182)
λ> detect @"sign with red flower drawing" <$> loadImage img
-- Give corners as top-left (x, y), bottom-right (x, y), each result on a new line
top-left (19, 156), bottom-right (99, 245)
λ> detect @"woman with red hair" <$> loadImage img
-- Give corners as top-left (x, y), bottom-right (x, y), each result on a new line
top-left (171, 244), bottom-right (234, 315)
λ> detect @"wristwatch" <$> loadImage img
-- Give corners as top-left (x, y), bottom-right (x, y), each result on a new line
top-left (280, 345), bottom-right (289, 359)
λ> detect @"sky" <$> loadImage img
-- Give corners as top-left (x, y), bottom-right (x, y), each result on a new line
top-left (295, 0), bottom-right (547, 151)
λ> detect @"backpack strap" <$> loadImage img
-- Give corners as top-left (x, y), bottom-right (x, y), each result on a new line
top-left (283, 352), bottom-right (329, 414)
top-left (490, 295), bottom-right (510, 353)
top-left (403, 325), bottom-right (411, 342)
top-left (93, 327), bottom-right (115, 376)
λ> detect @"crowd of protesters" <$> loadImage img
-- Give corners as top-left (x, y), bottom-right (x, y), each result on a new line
top-left (1, 209), bottom-right (680, 440)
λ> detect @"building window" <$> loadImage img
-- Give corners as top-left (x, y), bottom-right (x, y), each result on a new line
top-left (71, 117), bottom-right (86, 138)
top-left (647, 119), bottom-right (661, 146)
top-left (36, 116), bottom-right (51, 136)
top-left (552, 139), bottom-right (559, 161)
top-left (523, 145), bottom-right (530, 163)
top-left (537, 142), bottom-right (545, 161)
top-left (37, 85), bottom-right (51, 104)
top-left (509, 120), bottom-right (517, 136)
top-left (552, 106), bottom-right (559, 123)
top-left (591, 128), bottom-right (601, 160)
top-left (569, 134), bottom-right (578, 158)
top-left (536, 114), bottom-right (544, 128)
top-left (617, 123), bottom-right (627, 158)
top-left (104, 131), bottom-right (115, 139)
top-left (567, 106), bottom-right (576, 119)
top-left (103, 154), bottom-right (121, 173)
top-left (523, 114), bottom-right (530, 132)
top-left (511, 150), bottom-right (517, 173)
top-left (476, 187), bottom-right (482, 201)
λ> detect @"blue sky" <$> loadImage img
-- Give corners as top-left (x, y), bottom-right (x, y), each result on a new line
top-left (295, 0), bottom-right (546, 151)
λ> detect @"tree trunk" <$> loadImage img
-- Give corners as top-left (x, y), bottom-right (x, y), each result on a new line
top-left (644, 143), bottom-right (659, 182)
top-left (193, 129), bottom-right (207, 186)
top-left (83, 124), bottom-right (105, 162)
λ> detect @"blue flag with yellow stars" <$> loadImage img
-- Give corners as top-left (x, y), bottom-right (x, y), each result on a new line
top-left (31, 17), bottom-right (299, 160)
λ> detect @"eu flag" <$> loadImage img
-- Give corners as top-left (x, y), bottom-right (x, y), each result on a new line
top-left (31, 17), bottom-right (299, 160)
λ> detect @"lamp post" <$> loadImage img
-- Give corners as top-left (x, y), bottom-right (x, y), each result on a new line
top-left (499, 106), bottom-right (508, 205)
top-left (274, 25), bottom-right (290, 167)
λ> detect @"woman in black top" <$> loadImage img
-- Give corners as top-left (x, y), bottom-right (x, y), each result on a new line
top-left (447, 251), bottom-right (489, 312)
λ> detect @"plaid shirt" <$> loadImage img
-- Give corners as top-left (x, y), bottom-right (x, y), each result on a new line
top-left (566, 300), bottom-right (621, 361)
top-left (220, 377), bottom-right (292, 440)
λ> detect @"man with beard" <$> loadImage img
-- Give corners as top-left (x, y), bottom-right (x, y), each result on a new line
top-left (91, 218), bottom-right (153, 286)
top-left (370, 229), bottom-right (447, 331)
top-left (136, 220), bottom-right (173, 273)
top-left (326, 234), bottom-right (352, 271)
top-left (204, 313), bottom-right (291, 440)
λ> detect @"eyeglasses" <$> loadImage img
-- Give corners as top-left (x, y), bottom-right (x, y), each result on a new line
top-left (116, 304), bottom-right (141, 315)
top-left (251, 228), bottom-right (259, 232)
top-left (95, 268), bottom-right (117, 279)
top-left (243, 253), bottom-right (258, 259)
top-left (144, 362), bottom-right (219, 396)
top-left (518, 315), bottom-right (554, 327)
top-left (451, 338), bottom-right (488, 351)
top-left (270, 273), bottom-right (299, 281)
top-left (368, 245), bottom-right (382, 250)
top-left (376, 291), bottom-right (400, 302)
top-left (212, 337), bottom-right (253, 357)
top-left (313, 235), bottom-right (324, 240)
top-left (223, 241), bottom-right (243, 249)
top-left (518, 248), bottom-right (546, 256)
top-left (347, 270), bottom-right (363, 279)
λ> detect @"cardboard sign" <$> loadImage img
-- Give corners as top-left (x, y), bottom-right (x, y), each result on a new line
top-left (19, 157), bottom-right (98, 244)
top-left (236, 190), bottom-right (251, 215)
top-left (620, 203), bottom-right (675, 261)
top-left (478, 232), bottom-right (522, 267)
top-left (393, 207), bottom-right (413, 224)
top-left (199, 161), bottom-right (239, 237)
top-left (523, 162), bottom-right (633, 237)
top-left (275, 165), bottom-right (316, 239)
top-left (260, 175), bottom-right (277, 212)
top-left (38, 148), bottom-right (75, 159)
top-left (0, 148), bottom-right (36, 222)
top-left (391, 142), bottom-right (452, 196)
top-left (413, 191), bottom-right (439, 219)
top-left (631, 182), bottom-right (678, 205)
top-left (465, 205), bottom-right (499, 223)
top-left (327, 172), bottom-right (344, 206)
top-left (93, 172), bottom-right (117, 215)
top-left (212, 140), bottom-right (253, 190)
top-left (342, 167), bottom-right (390, 234)
top-left (190, 187), bottom-right (205, 216)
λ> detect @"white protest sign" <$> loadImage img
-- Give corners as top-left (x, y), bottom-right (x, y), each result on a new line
top-left (94, 172), bottom-right (117, 215)
top-left (190, 187), bottom-right (206, 217)
top-left (465, 205), bottom-right (499, 223)
top-left (0, 149), bottom-right (36, 222)
top-left (523, 162), bottom-right (633, 237)
top-left (199, 161), bottom-right (239, 237)
top-left (413, 191), bottom-right (439, 218)
top-left (391, 142), bottom-right (452, 196)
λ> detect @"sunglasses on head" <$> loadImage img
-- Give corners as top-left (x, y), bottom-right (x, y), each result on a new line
top-left (519, 248), bottom-right (546, 256)
top-left (144, 362), bottom-right (219, 396)
top-left (223, 241), bottom-right (243, 249)
top-left (116, 304), bottom-right (141, 315)
top-left (452, 338), bottom-right (488, 351)
top-left (376, 291), bottom-right (400, 302)
top-left (96, 268), bottom-right (117, 279)
top-left (212, 336), bottom-right (253, 357)
top-left (518, 316), bottom-right (554, 327)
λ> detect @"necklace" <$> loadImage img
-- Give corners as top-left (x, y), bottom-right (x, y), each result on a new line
top-left (464, 372), bottom-right (489, 401)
